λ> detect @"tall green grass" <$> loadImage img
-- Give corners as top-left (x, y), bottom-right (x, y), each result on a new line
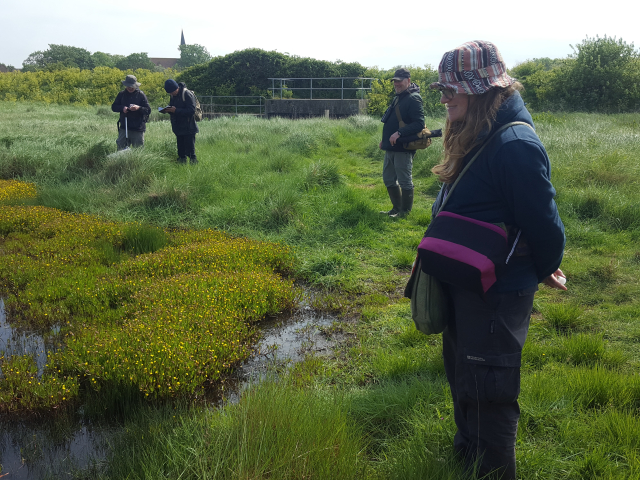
top-left (101, 380), bottom-right (368, 480)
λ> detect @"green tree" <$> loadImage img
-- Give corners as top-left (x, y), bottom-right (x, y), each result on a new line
top-left (565, 35), bottom-right (640, 112)
top-left (510, 57), bottom-right (566, 110)
top-left (177, 44), bottom-right (212, 69)
top-left (22, 44), bottom-right (95, 71)
top-left (511, 36), bottom-right (640, 112)
top-left (91, 51), bottom-right (124, 68)
top-left (115, 53), bottom-right (156, 71)
top-left (21, 51), bottom-right (45, 72)
top-left (367, 78), bottom-right (394, 117)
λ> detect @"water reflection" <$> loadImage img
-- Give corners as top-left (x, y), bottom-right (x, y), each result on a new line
top-left (0, 419), bottom-right (109, 480)
top-left (0, 298), bottom-right (339, 479)
top-left (224, 306), bottom-right (336, 404)
top-left (0, 298), bottom-right (59, 376)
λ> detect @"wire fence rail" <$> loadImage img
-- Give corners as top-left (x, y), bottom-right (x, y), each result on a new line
top-left (268, 77), bottom-right (376, 100)
top-left (198, 96), bottom-right (266, 116)
top-left (197, 76), bottom-right (377, 118)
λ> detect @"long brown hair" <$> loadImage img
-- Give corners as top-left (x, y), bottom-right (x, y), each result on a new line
top-left (432, 83), bottom-right (523, 184)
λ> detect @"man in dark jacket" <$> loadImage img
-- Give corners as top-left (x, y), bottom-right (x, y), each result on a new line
top-left (379, 68), bottom-right (425, 217)
top-left (162, 79), bottom-right (199, 164)
top-left (111, 75), bottom-right (151, 150)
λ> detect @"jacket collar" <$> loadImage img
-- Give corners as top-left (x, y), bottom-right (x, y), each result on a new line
top-left (494, 91), bottom-right (532, 128)
top-left (475, 91), bottom-right (533, 142)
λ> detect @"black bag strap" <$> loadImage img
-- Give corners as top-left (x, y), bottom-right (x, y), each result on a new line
top-left (437, 121), bottom-right (534, 214)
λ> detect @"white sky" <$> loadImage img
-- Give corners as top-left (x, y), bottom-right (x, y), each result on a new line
top-left (1, 0), bottom-right (638, 71)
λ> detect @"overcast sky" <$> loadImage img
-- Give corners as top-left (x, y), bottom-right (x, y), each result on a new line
top-left (2, 0), bottom-right (638, 71)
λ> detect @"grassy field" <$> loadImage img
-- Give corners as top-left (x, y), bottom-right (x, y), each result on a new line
top-left (1, 102), bottom-right (640, 479)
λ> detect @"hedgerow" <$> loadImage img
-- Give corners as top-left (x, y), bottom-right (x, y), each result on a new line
top-left (0, 67), bottom-right (174, 105)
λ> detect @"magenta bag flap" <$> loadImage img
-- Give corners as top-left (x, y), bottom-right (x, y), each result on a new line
top-left (418, 212), bottom-right (508, 295)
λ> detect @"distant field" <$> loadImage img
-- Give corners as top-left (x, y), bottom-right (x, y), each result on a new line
top-left (1, 102), bottom-right (639, 479)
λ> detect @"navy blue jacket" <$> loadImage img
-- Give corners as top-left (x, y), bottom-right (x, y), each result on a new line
top-left (380, 83), bottom-right (425, 151)
top-left (431, 91), bottom-right (565, 293)
top-left (168, 83), bottom-right (199, 136)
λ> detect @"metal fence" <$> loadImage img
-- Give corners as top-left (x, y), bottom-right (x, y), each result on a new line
top-left (268, 77), bottom-right (376, 100)
top-left (198, 96), bottom-right (266, 116)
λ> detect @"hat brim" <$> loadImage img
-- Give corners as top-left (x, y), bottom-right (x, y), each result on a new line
top-left (392, 76), bottom-right (409, 81)
top-left (122, 81), bottom-right (141, 87)
top-left (430, 81), bottom-right (465, 93)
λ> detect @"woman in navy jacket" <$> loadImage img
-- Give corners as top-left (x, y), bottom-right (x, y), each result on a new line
top-left (428, 41), bottom-right (566, 479)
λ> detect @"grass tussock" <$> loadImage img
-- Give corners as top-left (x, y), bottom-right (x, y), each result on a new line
top-left (103, 380), bottom-right (368, 480)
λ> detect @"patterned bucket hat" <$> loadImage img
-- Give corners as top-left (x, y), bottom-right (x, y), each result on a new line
top-left (430, 40), bottom-right (515, 95)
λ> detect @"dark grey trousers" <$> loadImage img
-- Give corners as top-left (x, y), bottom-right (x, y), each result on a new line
top-left (382, 150), bottom-right (414, 190)
top-left (442, 284), bottom-right (535, 479)
top-left (116, 129), bottom-right (144, 150)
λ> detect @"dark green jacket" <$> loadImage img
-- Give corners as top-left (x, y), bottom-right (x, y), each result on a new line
top-left (380, 83), bottom-right (425, 151)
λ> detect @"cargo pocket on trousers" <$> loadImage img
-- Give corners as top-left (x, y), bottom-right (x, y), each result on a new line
top-left (462, 351), bottom-right (522, 403)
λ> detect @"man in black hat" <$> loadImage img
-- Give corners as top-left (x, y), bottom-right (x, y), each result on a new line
top-left (111, 75), bottom-right (151, 150)
top-left (379, 68), bottom-right (425, 217)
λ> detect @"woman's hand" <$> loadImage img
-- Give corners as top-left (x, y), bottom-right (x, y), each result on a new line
top-left (543, 268), bottom-right (567, 290)
top-left (164, 106), bottom-right (176, 113)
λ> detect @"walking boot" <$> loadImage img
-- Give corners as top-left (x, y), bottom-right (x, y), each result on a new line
top-left (390, 188), bottom-right (414, 218)
top-left (177, 157), bottom-right (187, 164)
top-left (380, 185), bottom-right (402, 216)
top-left (190, 156), bottom-right (198, 164)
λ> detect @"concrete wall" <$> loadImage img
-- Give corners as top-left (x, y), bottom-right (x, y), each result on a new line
top-left (265, 99), bottom-right (368, 118)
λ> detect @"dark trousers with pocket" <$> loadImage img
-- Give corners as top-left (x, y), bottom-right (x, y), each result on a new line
top-left (442, 284), bottom-right (535, 479)
top-left (176, 134), bottom-right (196, 160)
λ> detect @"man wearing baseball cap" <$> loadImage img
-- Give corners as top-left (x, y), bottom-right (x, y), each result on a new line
top-left (111, 75), bottom-right (151, 150)
top-left (378, 68), bottom-right (425, 217)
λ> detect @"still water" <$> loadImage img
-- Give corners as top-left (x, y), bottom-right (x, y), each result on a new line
top-left (0, 299), bottom-right (337, 479)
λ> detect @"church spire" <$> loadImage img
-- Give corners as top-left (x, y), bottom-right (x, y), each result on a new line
top-left (181, 30), bottom-right (186, 46)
